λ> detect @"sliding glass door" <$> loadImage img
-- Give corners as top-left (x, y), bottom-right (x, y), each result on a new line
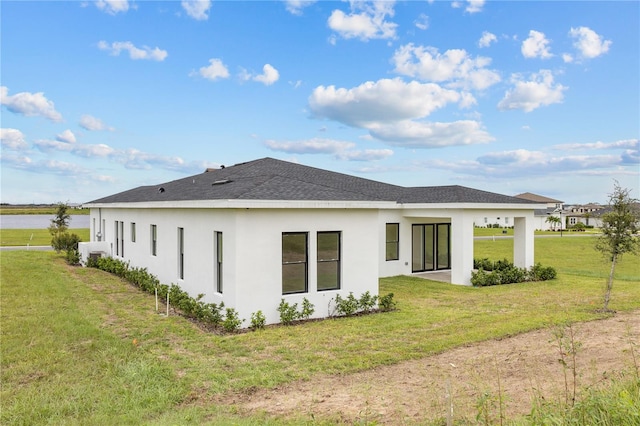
top-left (412, 223), bottom-right (450, 272)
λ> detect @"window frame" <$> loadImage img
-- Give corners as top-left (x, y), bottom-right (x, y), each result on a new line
top-left (150, 224), bottom-right (157, 256)
top-left (178, 227), bottom-right (184, 280)
top-left (215, 231), bottom-right (223, 294)
top-left (282, 232), bottom-right (308, 295)
top-left (385, 223), bottom-right (400, 261)
top-left (317, 231), bottom-right (341, 291)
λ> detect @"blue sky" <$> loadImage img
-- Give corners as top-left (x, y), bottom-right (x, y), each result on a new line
top-left (1, 0), bottom-right (638, 205)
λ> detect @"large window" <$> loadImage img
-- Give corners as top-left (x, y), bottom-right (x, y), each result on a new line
top-left (282, 232), bottom-right (308, 294)
top-left (215, 231), bottom-right (223, 293)
top-left (317, 231), bottom-right (341, 291)
top-left (178, 227), bottom-right (184, 280)
top-left (385, 223), bottom-right (399, 261)
top-left (150, 224), bottom-right (157, 256)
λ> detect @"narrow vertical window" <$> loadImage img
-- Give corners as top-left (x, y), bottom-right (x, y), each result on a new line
top-left (114, 221), bottom-right (119, 256)
top-left (215, 231), bottom-right (223, 293)
top-left (131, 223), bottom-right (136, 242)
top-left (119, 221), bottom-right (124, 257)
top-left (178, 227), bottom-right (184, 279)
top-left (317, 231), bottom-right (341, 291)
top-left (151, 224), bottom-right (157, 256)
top-left (282, 232), bottom-right (308, 294)
top-left (102, 219), bottom-right (106, 240)
top-left (385, 223), bottom-right (399, 261)
top-left (92, 218), bottom-right (96, 241)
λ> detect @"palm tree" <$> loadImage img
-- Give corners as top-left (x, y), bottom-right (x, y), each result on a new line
top-left (546, 215), bottom-right (561, 232)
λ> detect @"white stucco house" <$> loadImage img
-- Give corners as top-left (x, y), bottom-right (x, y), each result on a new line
top-left (81, 158), bottom-right (543, 325)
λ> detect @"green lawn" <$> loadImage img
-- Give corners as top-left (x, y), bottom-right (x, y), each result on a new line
top-left (1, 237), bottom-right (638, 424)
top-left (0, 228), bottom-right (90, 246)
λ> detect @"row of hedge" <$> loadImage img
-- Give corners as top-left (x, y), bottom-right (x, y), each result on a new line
top-left (87, 256), bottom-right (396, 332)
top-left (471, 258), bottom-right (557, 287)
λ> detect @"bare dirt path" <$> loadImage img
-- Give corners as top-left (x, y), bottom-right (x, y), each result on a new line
top-left (235, 311), bottom-right (639, 424)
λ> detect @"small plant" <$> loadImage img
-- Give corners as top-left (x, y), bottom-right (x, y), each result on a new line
top-left (378, 292), bottom-right (396, 312)
top-left (334, 292), bottom-right (359, 316)
top-left (358, 291), bottom-right (378, 313)
top-left (300, 298), bottom-right (315, 320)
top-left (277, 299), bottom-right (299, 325)
top-left (250, 310), bottom-right (266, 330)
top-left (208, 302), bottom-right (225, 326)
top-left (551, 322), bottom-right (582, 407)
top-left (222, 308), bottom-right (243, 332)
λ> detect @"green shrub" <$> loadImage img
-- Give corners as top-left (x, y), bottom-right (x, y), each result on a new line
top-left (334, 292), bottom-right (359, 316)
top-left (471, 259), bottom-right (558, 286)
top-left (300, 297), bottom-right (315, 320)
top-left (65, 249), bottom-right (81, 265)
top-left (51, 232), bottom-right (81, 253)
top-left (222, 308), bottom-right (243, 332)
top-left (358, 291), bottom-right (378, 313)
top-left (474, 257), bottom-right (494, 271)
top-left (378, 293), bottom-right (396, 312)
top-left (471, 269), bottom-right (502, 286)
top-left (277, 299), bottom-right (299, 325)
top-left (528, 263), bottom-right (557, 281)
top-left (250, 310), bottom-right (266, 330)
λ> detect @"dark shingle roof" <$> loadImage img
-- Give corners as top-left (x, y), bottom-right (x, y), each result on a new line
top-left (87, 157), bottom-right (537, 205)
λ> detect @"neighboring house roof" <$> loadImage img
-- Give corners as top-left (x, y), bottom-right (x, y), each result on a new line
top-left (514, 192), bottom-right (564, 204)
top-left (87, 157), bottom-right (538, 206)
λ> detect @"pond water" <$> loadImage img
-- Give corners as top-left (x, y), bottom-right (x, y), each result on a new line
top-left (0, 215), bottom-right (90, 229)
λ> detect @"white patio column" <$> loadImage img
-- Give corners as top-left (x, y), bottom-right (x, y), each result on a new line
top-left (513, 214), bottom-right (535, 268)
top-left (450, 211), bottom-right (475, 285)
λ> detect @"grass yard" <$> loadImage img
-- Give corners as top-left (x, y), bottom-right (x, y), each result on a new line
top-left (1, 236), bottom-right (639, 424)
top-left (0, 228), bottom-right (90, 246)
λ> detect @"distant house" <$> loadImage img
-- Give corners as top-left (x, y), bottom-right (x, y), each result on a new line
top-left (474, 192), bottom-right (564, 231)
top-left (81, 158), bottom-right (542, 325)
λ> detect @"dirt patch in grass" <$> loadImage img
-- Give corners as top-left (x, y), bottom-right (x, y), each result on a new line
top-left (234, 311), bottom-right (639, 424)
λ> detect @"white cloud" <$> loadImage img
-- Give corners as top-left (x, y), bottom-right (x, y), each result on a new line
top-left (569, 26), bottom-right (612, 59)
top-left (0, 128), bottom-right (28, 150)
top-left (553, 139), bottom-right (638, 151)
top-left (98, 40), bottom-right (168, 61)
top-left (478, 31), bottom-right (497, 48)
top-left (253, 64), bottom-right (280, 85)
top-left (31, 136), bottom-right (215, 174)
top-left (264, 137), bottom-right (393, 161)
top-left (95, 0), bottom-right (129, 15)
top-left (452, 0), bottom-right (485, 13)
top-left (521, 30), bottom-right (553, 59)
top-left (367, 120), bottom-right (494, 148)
top-left (336, 149), bottom-right (393, 161)
top-left (181, 0), bottom-right (211, 21)
top-left (392, 44), bottom-right (501, 90)
top-left (308, 78), bottom-right (491, 148)
top-left (56, 129), bottom-right (76, 144)
top-left (465, 0), bottom-right (485, 13)
top-left (498, 70), bottom-right (566, 112)
top-left (1, 86), bottom-right (63, 122)
top-left (309, 78), bottom-right (461, 127)
top-left (79, 114), bottom-right (113, 131)
top-left (284, 0), bottom-right (316, 15)
top-left (423, 148), bottom-right (634, 179)
top-left (193, 58), bottom-right (230, 81)
top-left (562, 53), bottom-right (574, 63)
top-left (265, 138), bottom-right (355, 154)
top-left (414, 14), bottom-right (429, 30)
top-left (328, 1), bottom-right (397, 41)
